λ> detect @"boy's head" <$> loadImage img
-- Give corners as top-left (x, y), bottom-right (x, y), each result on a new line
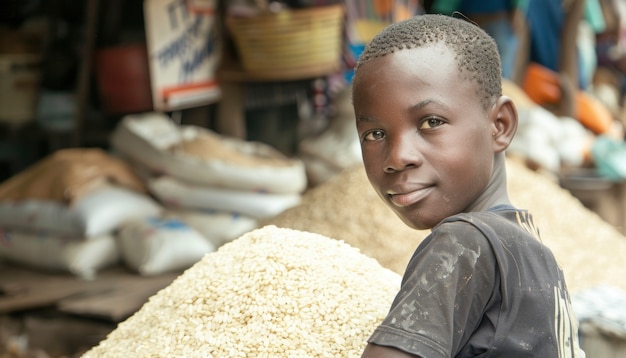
top-left (356, 14), bottom-right (502, 110)
top-left (352, 14), bottom-right (517, 230)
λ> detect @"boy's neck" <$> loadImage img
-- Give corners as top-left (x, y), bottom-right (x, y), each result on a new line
top-left (466, 153), bottom-right (512, 213)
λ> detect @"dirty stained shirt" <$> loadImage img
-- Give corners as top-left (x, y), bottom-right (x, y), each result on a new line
top-left (368, 206), bottom-right (583, 357)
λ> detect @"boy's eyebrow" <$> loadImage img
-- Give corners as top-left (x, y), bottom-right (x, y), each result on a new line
top-left (356, 114), bottom-right (377, 123)
top-left (356, 99), bottom-right (448, 123)
top-left (410, 99), bottom-right (444, 111)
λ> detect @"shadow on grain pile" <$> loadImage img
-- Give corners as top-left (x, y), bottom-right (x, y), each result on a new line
top-left (263, 157), bottom-right (626, 293)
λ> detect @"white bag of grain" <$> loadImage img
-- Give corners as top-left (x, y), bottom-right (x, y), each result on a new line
top-left (0, 230), bottom-right (119, 280)
top-left (116, 216), bottom-right (216, 276)
top-left (111, 112), bottom-right (308, 194)
top-left (572, 286), bottom-right (626, 357)
top-left (148, 176), bottom-right (301, 219)
top-left (163, 208), bottom-right (258, 248)
top-left (298, 86), bottom-right (363, 186)
top-left (82, 225), bottom-right (401, 357)
top-left (572, 285), bottom-right (626, 334)
top-left (0, 185), bottom-right (162, 238)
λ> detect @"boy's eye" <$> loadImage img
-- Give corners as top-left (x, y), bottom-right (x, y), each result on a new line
top-left (420, 117), bottom-right (444, 129)
top-left (362, 130), bottom-right (385, 142)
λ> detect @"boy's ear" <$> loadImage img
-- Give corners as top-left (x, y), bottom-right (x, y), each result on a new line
top-left (490, 95), bottom-right (518, 152)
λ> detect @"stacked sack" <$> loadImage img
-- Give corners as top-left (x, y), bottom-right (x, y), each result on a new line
top-left (110, 113), bottom-right (307, 249)
top-left (0, 149), bottom-right (162, 279)
top-left (0, 148), bottom-right (227, 278)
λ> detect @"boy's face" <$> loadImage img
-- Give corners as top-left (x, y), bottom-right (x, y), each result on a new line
top-left (353, 44), bottom-right (497, 230)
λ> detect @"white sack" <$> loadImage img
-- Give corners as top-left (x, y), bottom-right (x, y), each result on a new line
top-left (0, 230), bottom-right (119, 280)
top-left (0, 185), bottom-right (162, 238)
top-left (117, 216), bottom-right (215, 276)
top-left (111, 112), bottom-right (307, 193)
top-left (164, 209), bottom-right (258, 248)
top-left (148, 176), bottom-right (301, 219)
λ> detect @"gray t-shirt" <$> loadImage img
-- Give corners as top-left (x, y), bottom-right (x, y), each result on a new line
top-left (368, 207), bottom-right (584, 357)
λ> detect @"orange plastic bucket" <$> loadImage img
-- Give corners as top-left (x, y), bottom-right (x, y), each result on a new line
top-left (522, 62), bottom-right (613, 135)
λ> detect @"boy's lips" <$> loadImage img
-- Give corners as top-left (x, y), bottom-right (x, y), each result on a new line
top-left (387, 185), bottom-right (434, 207)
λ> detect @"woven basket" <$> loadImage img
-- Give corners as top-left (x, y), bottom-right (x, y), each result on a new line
top-left (226, 5), bottom-right (344, 79)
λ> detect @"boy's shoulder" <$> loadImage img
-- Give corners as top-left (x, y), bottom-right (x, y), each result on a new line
top-left (433, 206), bottom-right (542, 246)
top-left (438, 206), bottom-right (530, 230)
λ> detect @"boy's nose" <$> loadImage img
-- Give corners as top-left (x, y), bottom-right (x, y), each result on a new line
top-left (383, 135), bottom-right (421, 173)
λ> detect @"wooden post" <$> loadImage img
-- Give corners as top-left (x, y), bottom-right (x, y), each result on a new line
top-left (72, 0), bottom-right (99, 147)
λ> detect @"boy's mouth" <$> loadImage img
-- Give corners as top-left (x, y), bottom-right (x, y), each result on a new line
top-left (387, 186), bottom-right (434, 207)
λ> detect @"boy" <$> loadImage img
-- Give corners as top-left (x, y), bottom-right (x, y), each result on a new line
top-left (352, 14), bottom-right (584, 357)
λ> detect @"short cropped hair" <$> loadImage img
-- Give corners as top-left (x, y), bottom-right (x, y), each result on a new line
top-left (354, 14), bottom-right (502, 110)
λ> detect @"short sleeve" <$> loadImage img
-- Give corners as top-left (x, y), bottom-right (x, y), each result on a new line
top-left (368, 221), bottom-right (498, 357)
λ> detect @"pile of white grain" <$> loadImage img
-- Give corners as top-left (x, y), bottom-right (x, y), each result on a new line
top-left (266, 158), bottom-right (626, 293)
top-left (82, 225), bottom-right (400, 357)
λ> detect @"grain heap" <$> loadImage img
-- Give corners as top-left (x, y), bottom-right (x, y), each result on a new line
top-left (265, 158), bottom-right (626, 293)
top-left (82, 225), bottom-right (401, 358)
